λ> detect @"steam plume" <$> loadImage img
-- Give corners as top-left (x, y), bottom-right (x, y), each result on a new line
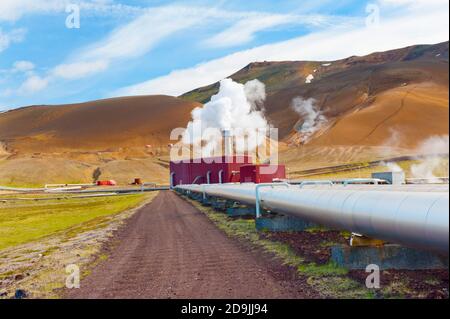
top-left (410, 135), bottom-right (449, 180)
top-left (183, 78), bottom-right (269, 156)
top-left (244, 79), bottom-right (266, 111)
top-left (291, 97), bottom-right (327, 143)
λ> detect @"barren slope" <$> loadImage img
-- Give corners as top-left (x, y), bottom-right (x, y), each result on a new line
top-left (0, 95), bottom-right (199, 153)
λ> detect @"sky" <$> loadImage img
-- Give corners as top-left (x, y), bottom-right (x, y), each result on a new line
top-left (0, 0), bottom-right (448, 110)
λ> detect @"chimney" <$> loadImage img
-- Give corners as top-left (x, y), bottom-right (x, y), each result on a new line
top-left (222, 129), bottom-right (233, 157)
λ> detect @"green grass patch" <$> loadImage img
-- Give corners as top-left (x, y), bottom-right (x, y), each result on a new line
top-left (298, 261), bottom-right (348, 276)
top-left (304, 226), bottom-right (329, 233)
top-left (0, 194), bottom-right (147, 250)
top-left (0, 181), bottom-right (44, 188)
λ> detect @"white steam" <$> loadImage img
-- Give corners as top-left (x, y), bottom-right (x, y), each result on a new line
top-left (244, 79), bottom-right (266, 111)
top-left (410, 135), bottom-right (449, 180)
top-left (381, 161), bottom-right (403, 172)
top-left (305, 74), bottom-right (314, 84)
top-left (183, 78), bottom-right (268, 156)
top-left (291, 97), bottom-right (327, 143)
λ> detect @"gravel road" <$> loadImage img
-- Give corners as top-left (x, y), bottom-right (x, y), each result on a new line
top-left (66, 191), bottom-right (309, 299)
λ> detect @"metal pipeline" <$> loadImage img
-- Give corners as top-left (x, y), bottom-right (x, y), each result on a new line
top-left (170, 172), bottom-right (175, 189)
top-left (218, 170), bottom-right (223, 184)
top-left (299, 180), bottom-right (333, 188)
top-left (191, 176), bottom-right (202, 184)
top-left (176, 183), bottom-right (449, 255)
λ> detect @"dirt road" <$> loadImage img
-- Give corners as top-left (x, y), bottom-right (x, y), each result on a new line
top-left (66, 191), bottom-right (308, 299)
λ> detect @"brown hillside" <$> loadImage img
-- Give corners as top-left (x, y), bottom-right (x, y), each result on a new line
top-left (0, 95), bottom-right (199, 154)
top-left (0, 96), bottom-right (198, 186)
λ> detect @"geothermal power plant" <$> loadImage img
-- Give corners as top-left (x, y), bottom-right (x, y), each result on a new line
top-left (169, 131), bottom-right (449, 267)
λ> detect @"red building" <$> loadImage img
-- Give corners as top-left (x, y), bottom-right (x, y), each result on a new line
top-left (170, 156), bottom-right (286, 187)
top-left (239, 164), bottom-right (286, 184)
top-left (170, 156), bottom-right (252, 187)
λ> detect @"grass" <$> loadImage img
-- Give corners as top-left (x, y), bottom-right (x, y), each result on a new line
top-left (185, 196), bottom-right (374, 298)
top-left (0, 181), bottom-right (45, 188)
top-left (0, 194), bottom-right (148, 251)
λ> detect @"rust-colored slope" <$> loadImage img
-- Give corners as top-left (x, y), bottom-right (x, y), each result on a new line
top-left (310, 83), bottom-right (449, 148)
top-left (0, 95), bottom-right (200, 154)
top-left (265, 59), bottom-right (448, 142)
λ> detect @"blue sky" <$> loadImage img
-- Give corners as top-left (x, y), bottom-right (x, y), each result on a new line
top-left (0, 0), bottom-right (448, 110)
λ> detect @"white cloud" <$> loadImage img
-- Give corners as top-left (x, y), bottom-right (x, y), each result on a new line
top-left (116, 1), bottom-right (449, 97)
top-left (51, 60), bottom-right (109, 79)
top-left (8, 3), bottom-right (342, 98)
top-left (379, 0), bottom-right (448, 7)
top-left (0, 0), bottom-right (142, 22)
top-left (0, 28), bottom-right (26, 53)
top-left (0, 88), bottom-right (13, 98)
top-left (205, 12), bottom-right (355, 49)
top-left (204, 13), bottom-right (330, 48)
top-left (13, 5), bottom-right (214, 94)
top-left (80, 6), bottom-right (207, 61)
top-left (14, 4), bottom-right (239, 94)
top-left (13, 60), bottom-right (35, 72)
top-left (18, 75), bottom-right (49, 94)
top-left (0, 0), bottom-right (62, 21)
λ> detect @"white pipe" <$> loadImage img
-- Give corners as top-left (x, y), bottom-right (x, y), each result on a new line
top-left (192, 176), bottom-right (202, 184)
top-left (176, 183), bottom-right (449, 254)
top-left (255, 183), bottom-right (289, 218)
top-left (45, 186), bottom-right (83, 193)
top-left (299, 180), bottom-right (333, 188)
top-left (218, 170), bottom-right (223, 184)
top-left (170, 172), bottom-right (175, 189)
top-left (206, 171), bottom-right (211, 184)
top-left (343, 178), bottom-right (384, 186)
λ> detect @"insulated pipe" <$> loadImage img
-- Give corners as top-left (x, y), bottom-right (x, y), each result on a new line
top-left (343, 178), bottom-right (384, 186)
top-left (170, 173), bottom-right (175, 189)
top-left (299, 180), bottom-right (333, 188)
top-left (141, 182), bottom-right (156, 192)
top-left (191, 176), bottom-right (202, 185)
top-left (218, 170), bottom-right (223, 184)
top-left (255, 183), bottom-right (290, 218)
top-left (176, 183), bottom-right (449, 254)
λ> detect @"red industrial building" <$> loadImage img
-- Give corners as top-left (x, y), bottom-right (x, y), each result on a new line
top-left (239, 164), bottom-right (286, 184)
top-left (170, 156), bottom-right (286, 187)
top-left (170, 155), bottom-right (251, 186)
